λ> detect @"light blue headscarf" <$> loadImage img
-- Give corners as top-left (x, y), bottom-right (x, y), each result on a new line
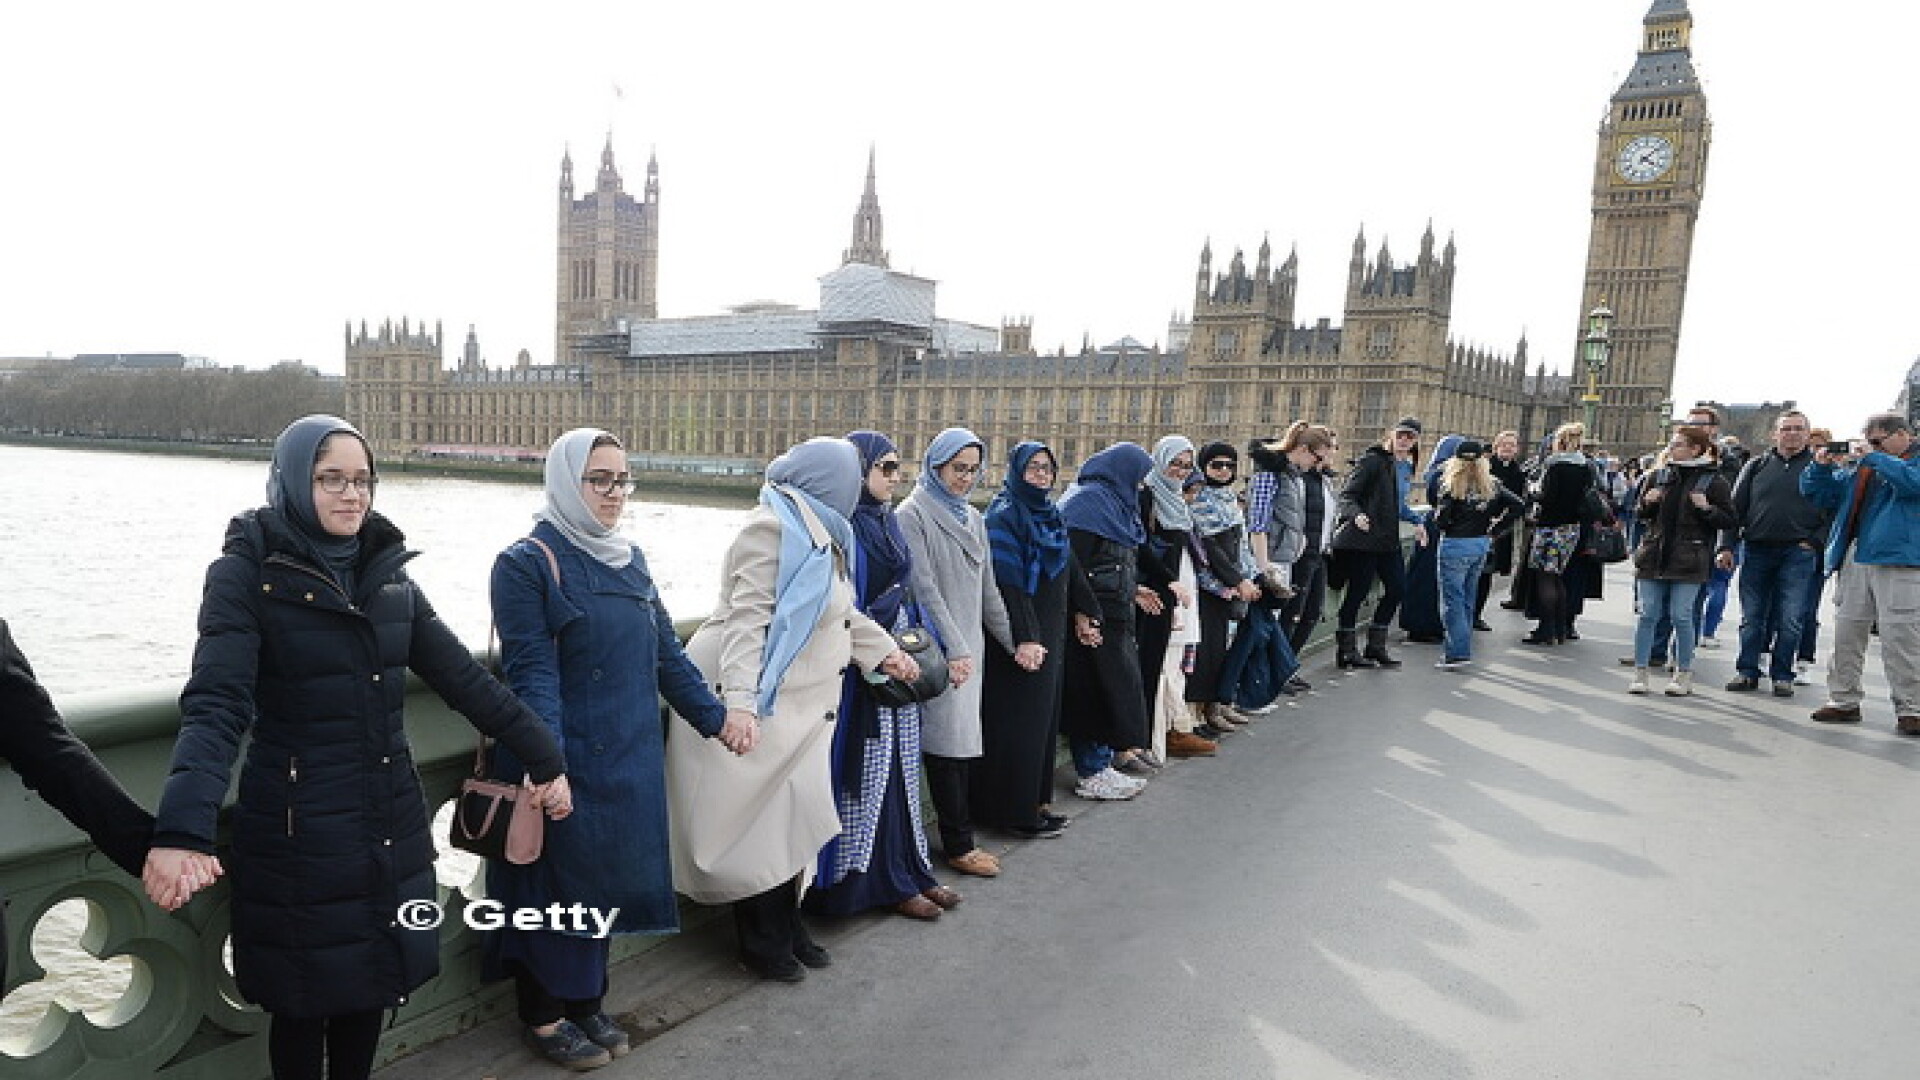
top-left (916, 426), bottom-right (985, 523)
top-left (756, 437), bottom-right (861, 716)
top-left (1146, 435), bottom-right (1195, 532)
top-left (535, 428), bottom-right (633, 568)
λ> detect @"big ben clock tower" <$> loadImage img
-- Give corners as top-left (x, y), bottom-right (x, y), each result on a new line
top-left (1576, 0), bottom-right (1710, 453)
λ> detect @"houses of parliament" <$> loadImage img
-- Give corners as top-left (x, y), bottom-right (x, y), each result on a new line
top-left (345, 1), bottom-right (1708, 471)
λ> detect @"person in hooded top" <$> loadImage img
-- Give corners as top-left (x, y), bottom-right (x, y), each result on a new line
top-left (1185, 441), bottom-right (1263, 728)
top-left (975, 441), bottom-right (1101, 836)
top-left (146, 415), bottom-right (571, 1080)
top-left (486, 428), bottom-right (745, 1070)
top-left (664, 437), bottom-right (919, 984)
top-left (805, 431), bottom-right (961, 921)
top-left (1057, 442), bottom-right (1156, 802)
top-left (897, 427), bottom-right (1017, 879)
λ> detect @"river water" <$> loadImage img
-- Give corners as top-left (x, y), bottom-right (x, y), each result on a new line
top-left (0, 442), bottom-right (753, 1050)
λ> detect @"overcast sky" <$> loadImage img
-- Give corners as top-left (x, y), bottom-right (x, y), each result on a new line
top-left (3, 0), bottom-right (1912, 436)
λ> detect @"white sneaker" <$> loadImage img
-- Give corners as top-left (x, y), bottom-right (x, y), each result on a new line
top-left (1073, 773), bottom-right (1136, 801)
top-left (1097, 766), bottom-right (1147, 793)
top-left (1435, 658), bottom-right (1471, 670)
top-left (1628, 668), bottom-right (1651, 694)
top-left (1697, 636), bottom-right (1721, 649)
top-left (1795, 660), bottom-right (1814, 686)
top-left (1664, 670), bottom-right (1694, 696)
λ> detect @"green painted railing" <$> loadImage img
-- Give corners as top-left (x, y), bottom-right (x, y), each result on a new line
top-left (2, 568), bottom-right (1365, 1079)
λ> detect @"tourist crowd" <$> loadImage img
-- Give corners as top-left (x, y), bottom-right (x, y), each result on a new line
top-left (4, 402), bottom-right (1918, 1077)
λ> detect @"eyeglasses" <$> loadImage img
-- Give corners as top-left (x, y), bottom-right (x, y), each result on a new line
top-left (1393, 432), bottom-right (1418, 441)
top-left (946, 462), bottom-right (983, 477)
top-left (582, 472), bottom-right (636, 496)
top-left (874, 460), bottom-right (901, 475)
top-left (1205, 460), bottom-right (1235, 471)
top-left (314, 473), bottom-right (376, 495)
top-left (1023, 460), bottom-right (1057, 475)
top-left (1168, 459), bottom-right (1196, 473)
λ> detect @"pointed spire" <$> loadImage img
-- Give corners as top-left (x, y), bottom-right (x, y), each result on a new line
top-left (843, 145), bottom-right (889, 268)
top-left (644, 146), bottom-right (659, 202)
top-left (596, 135), bottom-right (621, 192)
top-left (560, 146), bottom-right (574, 199)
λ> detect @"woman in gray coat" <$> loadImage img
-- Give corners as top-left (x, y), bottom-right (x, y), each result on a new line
top-left (897, 427), bottom-right (1016, 878)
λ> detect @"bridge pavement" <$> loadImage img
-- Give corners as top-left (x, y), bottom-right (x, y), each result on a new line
top-left (383, 564), bottom-right (1920, 1080)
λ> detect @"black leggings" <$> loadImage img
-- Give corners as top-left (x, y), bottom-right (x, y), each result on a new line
top-left (1336, 549), bottom-right (1407, 631)
top-left (268, 1009), bottom-right (384, 1080)
top-left (511, 960), bottom-right (607, 1028)
top-left (923, 753), bottom-right (975, 856)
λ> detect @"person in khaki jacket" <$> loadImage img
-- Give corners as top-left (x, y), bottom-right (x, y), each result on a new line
top-left (666, 437), bottom-right (920, 983)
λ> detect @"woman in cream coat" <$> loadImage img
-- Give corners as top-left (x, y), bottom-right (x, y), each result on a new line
top-left (666, 437), bottom-right (918, 983)
top-left (897, 427), bottom-right (1016, 878)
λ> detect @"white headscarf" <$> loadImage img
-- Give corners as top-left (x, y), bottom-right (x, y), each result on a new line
top-left (535, 428), bottom-right (634, 568)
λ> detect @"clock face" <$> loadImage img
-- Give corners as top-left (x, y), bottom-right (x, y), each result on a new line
top-left (1616, 134), bottom-right (1675, 183)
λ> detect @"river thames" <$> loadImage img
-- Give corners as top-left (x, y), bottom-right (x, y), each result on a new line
top-left (0, 443), bottom-right (754, 700)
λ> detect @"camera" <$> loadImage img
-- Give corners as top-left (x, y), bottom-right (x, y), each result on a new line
top-left (1825, 440), bottom-right (1851, 456)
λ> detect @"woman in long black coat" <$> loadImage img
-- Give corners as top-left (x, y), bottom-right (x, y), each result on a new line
top-left (975, 441), bottom-right (1100, 837)
top-left (148, 415), bottom-right (569, 1080)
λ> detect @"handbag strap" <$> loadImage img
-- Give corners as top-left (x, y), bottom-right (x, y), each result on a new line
top-left (477, 535), bottom-right (566, 777)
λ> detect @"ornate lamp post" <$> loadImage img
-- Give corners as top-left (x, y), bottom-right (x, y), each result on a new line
top-left (1581, 301), bottom-right (1615, 437)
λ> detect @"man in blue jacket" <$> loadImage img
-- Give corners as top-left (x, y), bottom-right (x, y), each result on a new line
top-left (1801, 413), bottom-right (1920, 733)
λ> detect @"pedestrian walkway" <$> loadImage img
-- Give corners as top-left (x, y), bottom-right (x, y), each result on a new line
top-left (382, 564), bottom-right (1920, 1080)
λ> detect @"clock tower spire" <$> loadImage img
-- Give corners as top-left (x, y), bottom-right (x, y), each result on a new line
top-left (1573, 0), bottom-right (1710, 452)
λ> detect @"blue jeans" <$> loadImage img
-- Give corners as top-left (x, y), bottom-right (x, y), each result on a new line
top-left (1636, 580), bottom-right (1704, 671)
top-left (1437, 536), bottom-right (1490, 661)
top-left (1645, 576), bottom-right (1714, 663)
top-left (1702, 561), bottom-right (1736, 638)
top-left (1735, 543), bottom-right (1818, 682)
top-left (1069, 737), bottom-right (1113, 780)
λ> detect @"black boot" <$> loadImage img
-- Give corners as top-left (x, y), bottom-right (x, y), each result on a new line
top-left (1363, 625), bottom-right (1402, 669)
top-left (1335, 629), bottom-right (1375, 669)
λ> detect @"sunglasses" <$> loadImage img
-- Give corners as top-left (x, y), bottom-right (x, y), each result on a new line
top-left (1205, 460), bottom-right (1235, 471)
top-left (874, 461), bottom-right (901, 474)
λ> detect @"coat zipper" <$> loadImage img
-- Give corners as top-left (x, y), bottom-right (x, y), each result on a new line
top-left (287, 755), bottom-right (299, 837)
top-left (264, 553), bottom-right (355, 608)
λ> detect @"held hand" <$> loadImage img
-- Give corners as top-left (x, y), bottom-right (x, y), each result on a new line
top-left (1414, 524), bottom-right (1429, 548)
top-left (1013, 642), bottom-right (1047, 671)
top-left (1072, 614), bottom-right (1103, 648)
top-left (144, 848), bottom-right (221, 911)
top-left (1689, 492), bottom-right (1711, 510)
top-left (878, 649), bottom-right (921, 683)
top-left (1354, 513), bottom-right (1372, 532)
top-left (1643, 487), bottom-right (1664, 503)
top-left (1135, 586), bottom-right (1165, 616)
top-left (718, 709), bottom-right (759, 755)
top-left (949, 656), bottom-right (976, 688)
top-left (1714, 550), bottom-right (1736, 571)
top-left (1169, 581), bottom-right (1193, 607)
top-left (1235, 579), bottom-right (1263, 602)
top-left (528, 775), bottom-right (573, 820)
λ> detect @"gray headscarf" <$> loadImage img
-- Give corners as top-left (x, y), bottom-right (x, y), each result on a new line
top-left (266, 414), bottom-right (372, 578)
top-left (1146, 434), bottom-right (1196, 532)
top-left (535, 427), bottom-right (633, 568)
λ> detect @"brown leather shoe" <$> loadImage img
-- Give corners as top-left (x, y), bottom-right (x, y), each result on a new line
top-left (1810, 703), bottom-right (1863, 724)
top-left (1166, 730), bottom-right (1219, 758)
top-left (895, 894), bottom-right (943, 920)
top-left (946, 849), bottom-right (1001, 877)
top-left (922, 885), bottom-right (963, 910)
top-left (1898, 716), bottom-right (1920, 737)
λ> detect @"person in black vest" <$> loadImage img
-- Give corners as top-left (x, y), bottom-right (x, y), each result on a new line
top-left (1, 618), bottom-right (155, 990)
top-left (146, 415), bottom-right (571, 1080)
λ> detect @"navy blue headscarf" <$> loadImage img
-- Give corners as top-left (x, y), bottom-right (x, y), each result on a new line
top-left (845, 431), bottom-right (913, 625)
top-left (1059, 442), bottom-right (1154, 545)
top-left (266, 414), bottom-right (373, 589)
top-left (986, 441), bottom-right (1070, 595)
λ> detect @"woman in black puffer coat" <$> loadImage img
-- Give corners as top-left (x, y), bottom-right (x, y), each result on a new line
top-left (148, 416), bottom-right (569, 1080)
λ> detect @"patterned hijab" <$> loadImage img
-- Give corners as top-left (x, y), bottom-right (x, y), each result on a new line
top-left (985, 441), bottom-right (1070, 595)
